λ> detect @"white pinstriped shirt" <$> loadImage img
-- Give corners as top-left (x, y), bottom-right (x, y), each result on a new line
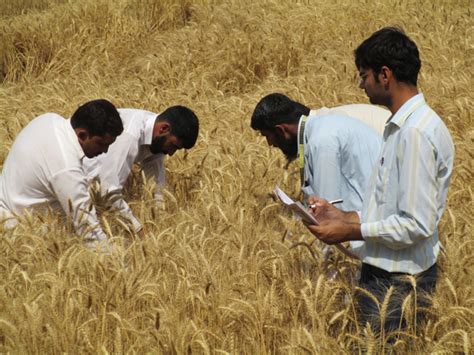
top-left (358, 94), bottom-right (455, 274)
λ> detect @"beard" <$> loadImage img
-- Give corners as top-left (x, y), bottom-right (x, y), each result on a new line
top-left (276, 135), bottom-right (298, 162)
top-left (150, 135), bottom-right (166, 154)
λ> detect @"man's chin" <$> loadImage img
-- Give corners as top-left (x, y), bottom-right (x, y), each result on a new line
top-left (149, 146), bottom-right (163, 155)
top-left (285, 155), bottom-right (297, 163)
top-left (283, 152), bottom-right (297, 163)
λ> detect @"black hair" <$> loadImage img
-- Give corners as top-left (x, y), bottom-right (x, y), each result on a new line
top-left (354, 27), bottom-right (421, 86)
top-left (71, 99), bottom-right (123, 137)
top-left (157, 106), bottom-right (199, 149)
top-left (250, 93), bottom-right (310, 131)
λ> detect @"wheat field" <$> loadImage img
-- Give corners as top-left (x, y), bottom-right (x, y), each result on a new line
top-left (0, 0), bottom-right (472, 353)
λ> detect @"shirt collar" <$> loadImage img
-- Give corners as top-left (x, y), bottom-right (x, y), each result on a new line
top-left (388, 93), bottom-right (426, 128)
top-left (144, 114), bottom-right (157, 145)
top-left (298, 110), bottom-right (322, 142)
top-left (297, 114), bottom-right (305, 147)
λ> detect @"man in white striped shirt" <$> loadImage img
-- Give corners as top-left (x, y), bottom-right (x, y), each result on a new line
top-left (306, 27), bottom-right (455, 333)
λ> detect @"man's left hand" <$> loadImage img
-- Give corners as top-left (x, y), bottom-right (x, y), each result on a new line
top-left (305, 220), bottom-right (362, 245)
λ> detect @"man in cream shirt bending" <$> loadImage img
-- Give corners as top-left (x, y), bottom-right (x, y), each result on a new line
top-left (0, 99), bottom-right (123, 247)
top-left (84, 105), bottom-right (199, 236)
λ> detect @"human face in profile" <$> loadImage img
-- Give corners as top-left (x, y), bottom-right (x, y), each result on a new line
top-left (77, 130), bottom-right (117, 158)
top-left (359, 67), bottom-right (386, 105)
top-left (260, 128), bottom-right (298, 162)
top-left (150, 133), bottom-right (183, 156)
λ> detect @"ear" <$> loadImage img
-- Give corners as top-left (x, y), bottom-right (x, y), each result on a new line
top-left (75, 128), bottom-right (90, 142)
top-left (379, 66), bottom-right (392, 87)
top-left (156, 121), bottom-right (171, 135)
top-left (274, 123), bottom-right (295, 139)
top-left (273, 124), bottom-right (286, 138)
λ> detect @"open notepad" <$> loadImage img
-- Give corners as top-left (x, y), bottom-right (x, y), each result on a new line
top-left (273, 187), bottom-right (319, 225)
top-left (273, 186), bottom-right (359, 260)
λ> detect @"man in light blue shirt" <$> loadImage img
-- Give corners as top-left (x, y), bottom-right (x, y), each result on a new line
top-left (250, 92), bottom-right (386, 216)
top-left (306, 27), bottom-right (455, 334)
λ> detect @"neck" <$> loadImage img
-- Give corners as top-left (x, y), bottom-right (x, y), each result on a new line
top-left (386, 83), bottom-right (419, 114)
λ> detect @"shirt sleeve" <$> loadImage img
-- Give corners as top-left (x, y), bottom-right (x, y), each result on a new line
top-left (140, 154), bottom-right (166, 206)
top-left (361, 128), bottom-right (439, 249)
top-left (49, 167), bottom-right (107, 242)
top-left (99, 133), bottom-right (143, 232)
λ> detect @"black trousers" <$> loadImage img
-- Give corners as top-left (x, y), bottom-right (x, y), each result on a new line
top-left (355, 263), bottom-right (437, 334)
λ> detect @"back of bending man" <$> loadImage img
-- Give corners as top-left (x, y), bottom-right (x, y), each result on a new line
top-left (84, 106), bottom-right (199, 235)
top-left (306, 27), bottom-right (455, 333)
top-left (251, 94), bottom-right (389, 255)
top-left (0, 99), bottom-right (123, 246)
top-left (251, 93), bottom-right (387, 212)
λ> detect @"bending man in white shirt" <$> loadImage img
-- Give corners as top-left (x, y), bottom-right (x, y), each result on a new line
top-left (250, 92), bottom-right (388, 254)
top-left (84, 106), bottom-right (199, 236)
top-left (0, 99), bottom-right (123, 247)
top-left (306, 27), bottom-right (455, 334)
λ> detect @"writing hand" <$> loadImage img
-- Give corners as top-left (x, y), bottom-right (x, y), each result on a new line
top-left (305, 220), bottom-right (362, 245)
top-left (307, 196), bottom-right (346, 222)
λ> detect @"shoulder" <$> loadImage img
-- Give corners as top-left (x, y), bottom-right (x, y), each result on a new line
top-left (15, 113), bottom-right (66, 143)
top-left (402, 105), bottom-right (454, 154)
top-left (118, 108), bottom-right (157, 121)
top-left (404, 104), bottom-right (451, 139)
top-left (118, 108), bottom-right (157, 136)
top-left (27, 112), bottom-right (65, 128)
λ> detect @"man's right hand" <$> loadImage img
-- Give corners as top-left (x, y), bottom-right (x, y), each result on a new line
top-left (308, 196), bottom-right (361, 224)
top-left (307, 196), bottom-right (346, 222)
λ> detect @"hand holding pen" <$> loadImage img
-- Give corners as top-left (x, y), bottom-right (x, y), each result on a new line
top-left (309, 199), bottom-right (343, 209)
top-left (307, 196), bottom-right (346, 223)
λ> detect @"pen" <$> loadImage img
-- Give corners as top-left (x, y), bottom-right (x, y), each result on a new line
top-left (309, 199), bottom-right (343, 208)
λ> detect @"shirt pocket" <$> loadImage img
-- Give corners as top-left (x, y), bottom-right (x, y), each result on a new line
top-left (374, 155), bottom-right (393, 205)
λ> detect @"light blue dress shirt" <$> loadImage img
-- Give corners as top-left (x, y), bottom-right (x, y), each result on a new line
top-left (300, 111), bottom-right (382, 214)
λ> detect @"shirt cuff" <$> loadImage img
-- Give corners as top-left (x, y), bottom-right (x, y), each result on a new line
top-left (154, 193), bottom-right (164, 208)
top-left (360, 222), bottom-right (378, 240)
top-left (84, 228), bottom-right (108, 242)
top-left (129, 214), bottom-right (143, 233)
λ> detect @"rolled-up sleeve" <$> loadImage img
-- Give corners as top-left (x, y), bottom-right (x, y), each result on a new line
top-left (99, 133), bottom-right (143, 232)
top-left (141, 154), bottom-right (166, 206)
top-left (50, 168), bottom-right (107, 242)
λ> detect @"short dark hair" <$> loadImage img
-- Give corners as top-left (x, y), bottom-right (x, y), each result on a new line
top-left (354, 27), bottom-right (421, 86)
top-left (71, 99), bottom-right (123, 137)
top-left (158, 106), bottom-right (199, 149)
top-left (251, 93), bottom-right (310, 131)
